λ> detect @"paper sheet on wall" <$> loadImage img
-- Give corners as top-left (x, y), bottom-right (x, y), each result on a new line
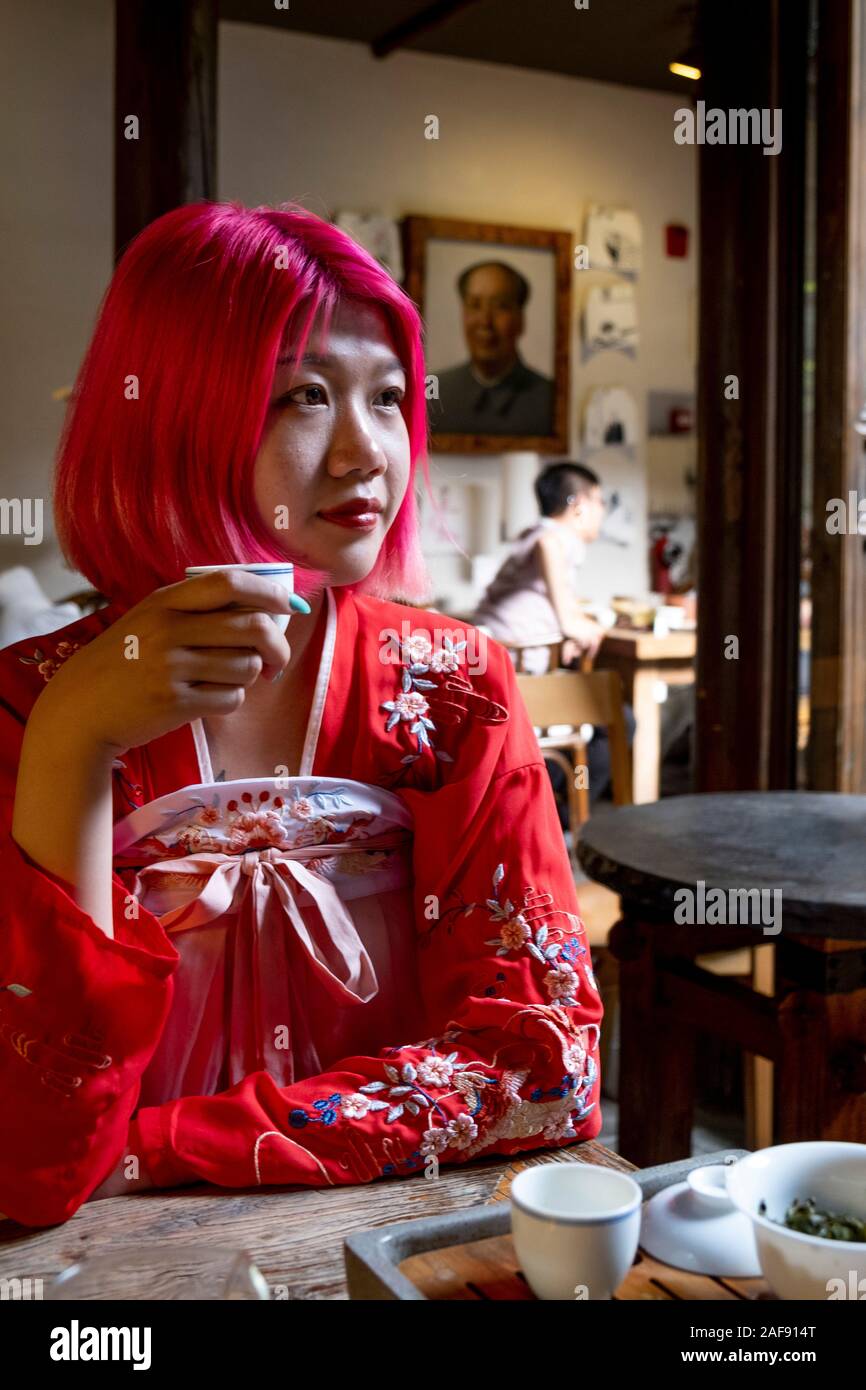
top-left (333, 212), bottom-right (403, 281)
top-left (583, 386), bottom-right (639, 449)
top-left (584, 205), bottom-right (643, 274)
top-left (584, 284), bottom-right (639, 355)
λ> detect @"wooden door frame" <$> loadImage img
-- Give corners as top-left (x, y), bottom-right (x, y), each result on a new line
top-left (114, 0), bottom-right (218, 262)
top-left (809, 0), bottom-right (866, 792)
top-left (694, 0), bottom-right (809, 792)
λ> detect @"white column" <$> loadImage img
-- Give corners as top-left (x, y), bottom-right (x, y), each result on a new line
top-left (470, 480), bottom-right (500, 556)
top-left (501, 451), bottom-right (540, 540)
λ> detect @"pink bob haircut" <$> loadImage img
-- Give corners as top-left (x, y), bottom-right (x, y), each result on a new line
top-left (54, 200), bottom-right (434, 608)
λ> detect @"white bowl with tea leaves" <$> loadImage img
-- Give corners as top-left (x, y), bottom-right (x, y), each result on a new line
top-left (726, 1142), bottom-right (866, 1300)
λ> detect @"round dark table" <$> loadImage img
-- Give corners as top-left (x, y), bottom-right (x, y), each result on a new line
top-left (577, 792), bottom-right (866, 1166)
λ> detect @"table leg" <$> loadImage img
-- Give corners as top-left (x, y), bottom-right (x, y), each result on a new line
top-left (630, 669), bottom-right (663, 804)
top-left (744, 945), bottom-right (775, 1149)
top-left (775, 937), bottom-right (866, 1143)
top-left (609, 918), bottom-right (696, 1166)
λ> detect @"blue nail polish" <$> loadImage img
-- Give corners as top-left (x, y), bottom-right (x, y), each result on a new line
top-left (290, 595), bottom-right (312, 613)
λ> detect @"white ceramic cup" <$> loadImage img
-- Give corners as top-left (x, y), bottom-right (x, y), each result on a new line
top-left (184, 563), bottom-right (297, 634)
top-left (510, 1163), bottom-right (642, 1300)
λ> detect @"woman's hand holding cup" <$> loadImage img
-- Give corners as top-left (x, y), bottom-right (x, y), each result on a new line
top-left (32, 568), bottom-right (304, 761)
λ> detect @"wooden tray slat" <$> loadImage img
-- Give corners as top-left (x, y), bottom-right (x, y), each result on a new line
top-left (401, 1234), bottom-right (530, 1300)
top-left (400, 1235), bottom-right (773, 1301)
top-left (716, 1275), bottom-right (774, 1300)
top-left (630, 1251), bottom-right (742, 1301)
top-left (613, 1260), bottom-right (676, 1300)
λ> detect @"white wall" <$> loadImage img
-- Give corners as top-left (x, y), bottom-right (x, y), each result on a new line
top-left (0, 0), bottom-right (114, 598)
top-left (218, 24), bottom-right (697, 608)
top-left (1, 8), bottom-right (696, 610)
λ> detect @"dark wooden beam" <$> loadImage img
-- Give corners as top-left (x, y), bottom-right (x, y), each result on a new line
top-left (808, 0), bottom-right (866, 791)
top-left (114, 0), bottom-right (218, 261)
top-left (371, 0), bottom-right (483, 59)
top-left (694, 0), bottom-right (809, 791)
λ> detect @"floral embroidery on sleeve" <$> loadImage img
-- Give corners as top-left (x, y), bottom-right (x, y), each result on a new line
top-left (18, 635), bottom-right (147, 814)
top-left (18, 639), bottom-right (81, 682)
top-left (428, 861), bottom-right (596, 1004)
top-left (279, 1026), bottom-right (598, 1180)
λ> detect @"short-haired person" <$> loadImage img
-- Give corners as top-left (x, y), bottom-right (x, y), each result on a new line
top-left (474, 462), bottom-right (634, 812)
top-left (474, 462), bottom-right (606, 668)
top-left (0, 202), bottom-right (602, 1227)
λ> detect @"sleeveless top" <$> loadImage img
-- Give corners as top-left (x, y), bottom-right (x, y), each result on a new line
top-left (473, 520), bottom-right (586, 657)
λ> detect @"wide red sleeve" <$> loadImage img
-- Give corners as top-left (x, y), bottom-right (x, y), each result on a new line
top-left (126, 642), bottom-right (604, 1192)
top-left (0, 654), bottom-right (179, 1228)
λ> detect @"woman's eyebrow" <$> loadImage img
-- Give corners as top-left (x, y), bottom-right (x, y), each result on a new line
top-left (276, 350), bottom-right (405, 374)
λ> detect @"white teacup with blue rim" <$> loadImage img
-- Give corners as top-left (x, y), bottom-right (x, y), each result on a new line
top-left (184, 562), bottom-right (309, 634)
top-left (510, 1163), bottom-right (642, 1300)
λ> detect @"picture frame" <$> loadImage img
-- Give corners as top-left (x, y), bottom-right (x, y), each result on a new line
top-left (402, 215), bottom-right (571, 455)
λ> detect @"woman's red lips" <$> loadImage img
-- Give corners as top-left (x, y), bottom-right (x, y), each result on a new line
top-left (317, 497), bottom-right (383, 529)
top-left (319, 497), bottom-right (383, 515)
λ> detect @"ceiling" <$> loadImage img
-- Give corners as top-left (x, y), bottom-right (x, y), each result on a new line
top-left (219, 0), bottom-right (700, 96)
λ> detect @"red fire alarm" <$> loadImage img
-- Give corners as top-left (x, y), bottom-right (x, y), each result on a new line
top-left (665, 223), bottom-right (689, 257)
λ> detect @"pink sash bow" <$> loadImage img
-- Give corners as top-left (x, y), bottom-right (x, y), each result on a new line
top-left (131, 843), bottom-right (383, 1086)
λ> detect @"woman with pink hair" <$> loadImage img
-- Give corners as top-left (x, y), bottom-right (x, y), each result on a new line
top-left (0, 202), bottom-right (601, 1226)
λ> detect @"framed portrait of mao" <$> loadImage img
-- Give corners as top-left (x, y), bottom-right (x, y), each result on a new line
top-left (402, 215), bottom-right (571, 455)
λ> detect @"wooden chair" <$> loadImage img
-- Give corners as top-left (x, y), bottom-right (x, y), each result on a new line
top-left (514, 665), bottom-right (632, 1099)
top-left (514, 665), bottom-right (632, 844)
top-left (503, 639), bottom-right (598, 822)
top-left (502, 637), bottom-right (594, 677)
top-left (502, 638), bottom-right (566, 674)
top-left (59, 588), bottom-right (108, 614)
top-left (514, 664), bottom-right (632, 951)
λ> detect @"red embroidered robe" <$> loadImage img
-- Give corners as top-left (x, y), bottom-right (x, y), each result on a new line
top-left (0, 586), bottom-right (603, 1226)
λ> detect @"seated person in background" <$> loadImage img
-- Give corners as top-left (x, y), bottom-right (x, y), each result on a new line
top-left (474, 462), bottom-right (633, 814)
top-left (473, 461), bottom-right (606, 671)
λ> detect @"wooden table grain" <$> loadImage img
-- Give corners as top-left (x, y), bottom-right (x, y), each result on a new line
top-left (0, 1134), bottom-right (778, 1295)
top-left (0, 1139), bottom-right (775, 1300)
top-left (0, 1140), bottom-right (634, 1301)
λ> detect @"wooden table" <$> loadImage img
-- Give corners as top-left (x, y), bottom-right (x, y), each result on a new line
top-left (578, 792), bottom-right (866, 1168)
top-left (0, 1139), bottom-right (774, 1301)
top-left (0, 1141), bottom-right (625, 1300)
top-left (594, 627), bottom-right (696, 804)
